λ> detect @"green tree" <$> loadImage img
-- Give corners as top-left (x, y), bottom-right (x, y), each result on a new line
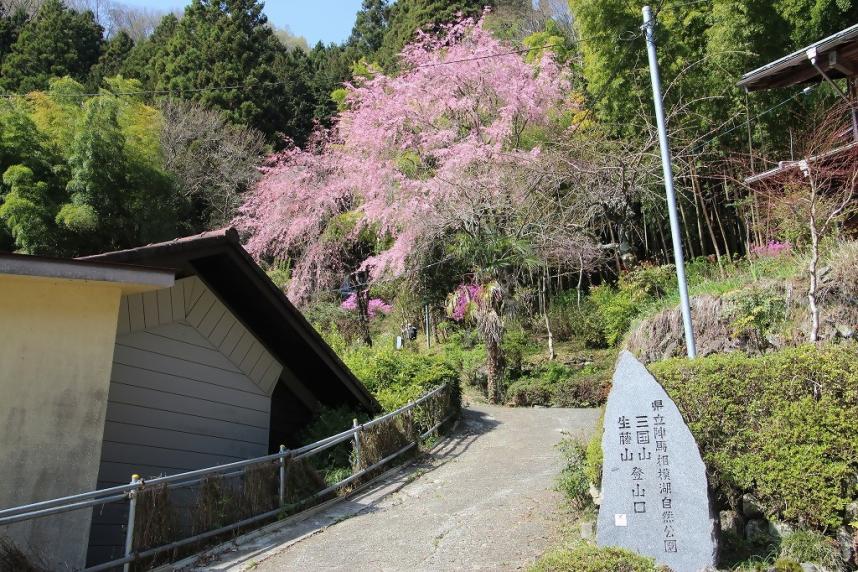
top-left (0, 0), bottom-right (103, 93)
top-left (0, 5), bottom-right (28, 68)
top-left (307, 42), bottom-right (357, 125)
top-left (0, 99), bottom-right (62, 253)
top-left (349, 0), bottom-right (390, 56)
top-left (61, 93), bottom-right (176, 253)
top-left (88, 30), bottom-right (134, 90)
top-left (120, 13), bottom-right (178, 89)
top-left (0, 164), bottom-right (58, 254)
top-left (775, 0), bottom-right (858, 47)
top-left (378, 0), bottom-right (493, 68)
top-left (152, 0), bottom-right (313, 144)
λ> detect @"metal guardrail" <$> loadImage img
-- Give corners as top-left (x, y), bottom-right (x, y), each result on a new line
top-left (0, 383), bottom-right (456, 572)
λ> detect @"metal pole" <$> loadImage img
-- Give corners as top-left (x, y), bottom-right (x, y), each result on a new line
top-left (424, 304), bottom-right (431, 349)
top-left (122, 474), bottom-right (141, 572)
top-left (642, 5), bottom-right (696, 358)
top-left (352, 419), bottom-right (362, 470)
top-left (278, 445), bottom-right (287, 507)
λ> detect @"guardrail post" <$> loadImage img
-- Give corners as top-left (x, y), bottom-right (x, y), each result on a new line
top-left (279, 445), bottom-right (287, 507)
top-left (123, 474), bottom-right (141, 572)
top-left (352, 419), bottom-right (362, 470)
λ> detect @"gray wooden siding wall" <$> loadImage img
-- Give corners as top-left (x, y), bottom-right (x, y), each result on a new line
top-left (87, 278), bottom-right (285, 565)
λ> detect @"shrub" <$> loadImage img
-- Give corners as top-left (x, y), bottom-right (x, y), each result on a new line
top-left (650, 343), bottom-right (858, 529)
top-left (505, 361), bottom-right (609, 408)
top-left (589, 284), bottom-right (639, 347)
top-left (545, 294), bottom-right (606, 348)
top-left (727, 286), bottom-right (787, 349)
top-left (556, 438), bottom-right (591, 508)
top-left (530, 543), bottom-right (665, 572)
top-left (585, 410), bottom-right (604, 488)
top-left (503, 326), bottom-right (533, 374)
top-left (778, 530), bottom-right (844, 571)
top-left (343, 344), bottom-right (459, 410)
top-left (589, 265), bottom-right (678, 347)
top-left (300, 405), bottom-right (368, 473)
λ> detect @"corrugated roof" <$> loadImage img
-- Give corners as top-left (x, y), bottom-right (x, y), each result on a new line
top-left (738, 23), bottom-right (858, 91)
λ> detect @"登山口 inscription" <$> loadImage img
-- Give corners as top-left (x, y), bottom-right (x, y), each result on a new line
top-left (596, 351), bottom-right (717, 572)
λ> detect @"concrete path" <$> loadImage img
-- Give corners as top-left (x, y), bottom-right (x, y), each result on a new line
top-left (188, 403), bottom-right (599, 572)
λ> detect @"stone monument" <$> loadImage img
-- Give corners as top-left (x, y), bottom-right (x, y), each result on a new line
top-left (597, 351), bottom-right (717, 572)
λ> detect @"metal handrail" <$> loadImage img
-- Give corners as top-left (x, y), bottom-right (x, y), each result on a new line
top-left (0, 383), bottom-right (449, 524)
top-left (0, 382), bottom-right (456, 571)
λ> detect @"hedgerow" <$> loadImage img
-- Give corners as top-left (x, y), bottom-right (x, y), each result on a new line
top-left (649, 343), bottom-right (858, 530)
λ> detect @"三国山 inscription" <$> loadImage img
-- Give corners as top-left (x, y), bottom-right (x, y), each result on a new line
top-left (597, 352), bottom-right (717, 572)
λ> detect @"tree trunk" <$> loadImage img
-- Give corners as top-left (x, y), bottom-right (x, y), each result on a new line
top-left (544, 312), bottom-right (555, 361)
top-left (691, 165), bottom-right (723, 271)
top-left (356, 289), bottom-right (373, 347)
top-left (642, 209), bottom-right (649, 257)
top-left (690, 182), bottom-right (708, 257)
top-left (678, 196), bottom-right (697, 259)
top-left (712, 197), bottom-right (732, 260)
top-left (808, 179), bottom-right (820, 343)
top-left (607, 223), bottom-right (622, 275)
top-left (485, 335), bottom-right (503, 403)
top-left (657, 217), bottom-right (669, 263)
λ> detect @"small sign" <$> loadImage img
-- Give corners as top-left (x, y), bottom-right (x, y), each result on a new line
top-left (614, 514), bottom-right (628, 527)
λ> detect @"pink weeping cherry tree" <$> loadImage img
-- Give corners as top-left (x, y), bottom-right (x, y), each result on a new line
top-left (236, 14), bottom-right (599, 402)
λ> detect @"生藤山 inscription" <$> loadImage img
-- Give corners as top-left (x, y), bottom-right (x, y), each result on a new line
top-left (597, 352), bottom-right (717, 572)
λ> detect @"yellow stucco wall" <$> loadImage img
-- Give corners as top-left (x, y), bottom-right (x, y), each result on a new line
top-left (0, 275), bottom-right (122, 570)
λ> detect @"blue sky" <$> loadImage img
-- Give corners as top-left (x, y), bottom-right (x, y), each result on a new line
top-left (118, 0), bottom-right (364, 45)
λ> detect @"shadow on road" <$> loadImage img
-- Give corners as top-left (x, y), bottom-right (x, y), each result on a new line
top-left (184, 406), bottom-right (502, 571)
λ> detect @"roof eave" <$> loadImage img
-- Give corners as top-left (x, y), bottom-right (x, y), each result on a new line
top-left (738, 22), bottom-right (858, 91)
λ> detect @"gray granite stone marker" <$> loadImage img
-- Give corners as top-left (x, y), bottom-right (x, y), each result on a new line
top-left (597, 351), bottom-right (717, 572)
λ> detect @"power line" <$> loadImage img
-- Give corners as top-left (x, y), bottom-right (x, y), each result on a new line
top-left (686, 86), bottom-right (814, 155)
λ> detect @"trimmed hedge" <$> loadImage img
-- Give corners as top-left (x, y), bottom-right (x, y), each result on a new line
top-left (649, 343), bottom-right (858, 529)
top-left (530, 544), bottom-right (666, 572)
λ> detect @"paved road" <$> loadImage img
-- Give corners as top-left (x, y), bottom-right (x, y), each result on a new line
top-left (228, 403), bottom-right (600, 572)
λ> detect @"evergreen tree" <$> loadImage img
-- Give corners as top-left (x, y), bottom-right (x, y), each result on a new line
top-left (307, 42), bottom-right (357, 125)
top-left (120, 13), bottom-right (178, 89)
top-left (378, 0), bottom-right (493, 68)
top-left (152, 0), bottom-right (313, 144)
top-left (0, 0), bottom-right (103, 93)
top-left (0, 5), bottom-right (28, 68)
top-left (349, 0), bottom-right (390, 56)
top-left (88, 30), bottom-right (134, 90)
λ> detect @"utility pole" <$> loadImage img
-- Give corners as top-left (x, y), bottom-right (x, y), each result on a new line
top-left (642, 5), bottom-right (696, 358)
